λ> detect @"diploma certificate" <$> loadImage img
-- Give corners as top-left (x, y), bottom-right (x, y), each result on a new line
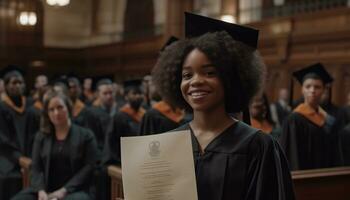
top-left (121, 130), bottom-right (198, 200)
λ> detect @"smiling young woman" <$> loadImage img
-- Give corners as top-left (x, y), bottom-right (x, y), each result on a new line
top-left (151, 13), bottom-right (295, 200)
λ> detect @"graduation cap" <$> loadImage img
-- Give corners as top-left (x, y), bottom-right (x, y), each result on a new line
top-left (292, 63), bottom-right (333, 85)
top-left (0, 64), bottom-right (26, 79)
top-left (185, 12), bottom-right (259, 49)
top-left (124, 79), bottom-right (143, 94)
top-left (160, 36), bottom-right (179, 52)
top-left (289, 63), bottom-right (333, 108)
top-left (92, 75), bottom-right (114, 91)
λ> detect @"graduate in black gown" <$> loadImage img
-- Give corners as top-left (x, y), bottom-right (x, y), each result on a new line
top-left (88, 78), bottom-right (118, 150)
top-left (12, 91), bottom-right (99, 200)
top-left (279, 63), bottom-right (342, 170)
top-left (0, 65), bottom-right (40, 200)
top-left (67, 77), bottom-right (87, 124)
top-left (151, 12), bottom-right (295, 200)
top-left (250, 93), bottom-right (281, 139)
top-left (118, 80), bottom-right (146, 134)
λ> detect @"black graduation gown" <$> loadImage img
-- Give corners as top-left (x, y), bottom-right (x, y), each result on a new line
top-left (139, 108), bottom-right (186, 135)
top-left (0, 101), bottom-right (39, 200)
top-left (118, 111), bottom-right (142, 135)
top-left (340, 124), bottom-right (350, 165)
top-left (12, 124), bottom-right (99, 199)
top-left (176, 122), bottom-right (295, 200)
top-left (102, 113), bottom-right (135, 165)
top-left (279, 112), bottom-right (342, 170)
top-left (82, 106), bottom-right (114, 151)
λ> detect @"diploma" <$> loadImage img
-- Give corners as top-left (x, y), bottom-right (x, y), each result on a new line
top-left (121, 130), bottom-right (198, 200)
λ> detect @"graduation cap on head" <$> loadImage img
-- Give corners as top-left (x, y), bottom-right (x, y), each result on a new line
top-left (293, 63), bottom-right (333, 85)
top-left (0, 64), bottom-right (26, 79)
top-left (123, 79), bottom-right (143, 95)
top-left (92, 75), bottom-right (114, 91)
top-left (289, 63), bottom-right (333, 108)
top-left (185, 12), bottom-right (259, 49)
top-left (185, 12), bottom-right (259, 124)
top-left (160, 36), bottom-right (179, 52)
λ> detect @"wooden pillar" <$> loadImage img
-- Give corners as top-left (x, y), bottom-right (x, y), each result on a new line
top-left (165, 0), bottom-right (194, 39)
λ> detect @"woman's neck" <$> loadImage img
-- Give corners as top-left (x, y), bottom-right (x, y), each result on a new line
top-left (55, 120), bottom-right (71, 140)
top-left (191, 106), bottom-right (234, 133)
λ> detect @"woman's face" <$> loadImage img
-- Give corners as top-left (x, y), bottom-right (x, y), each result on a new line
top-left (302, 78), bottom-right (325, 106)
top-left (48, 96), bottom-right (70, 127)
top-left (180, 49), bottom-right (225, 112)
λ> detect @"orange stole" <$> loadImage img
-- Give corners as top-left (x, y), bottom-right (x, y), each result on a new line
top-left (294, 103), bottom-right (327, 127)
top-left (120, 104), bottom-right (145, 123)
top-left (251, 118), bottom-right (273, 134)
top-left (2, 94), bottom-right (26, 114)
top-left (33, 100), bottom-right (43, 111)
top-left (73, 99), bottom-right (85, 118)
top-left (153, 101), bottom-right (185, 123)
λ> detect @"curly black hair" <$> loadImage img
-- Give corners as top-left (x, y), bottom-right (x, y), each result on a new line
top-left (152, 31), bottom-right (266, 113)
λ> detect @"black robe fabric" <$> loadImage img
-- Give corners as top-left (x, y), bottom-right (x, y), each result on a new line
top-left (139, 108), bottom-right (187, 135)
top-left (82, 106), bottom-right (114, 151)
top-left (340, 124), bottom-right (350, 166)
top-left (102, 113), bottom-right (136, 166)
top-left (12, 124), bottom-right (99, 199)
top-left (0, 101), bottom-right (39, 200)
top-left (118, 111), bottom-right (142, 135)
top-left (176, 122), bottom-right (295, 200)
top-left (279, 112), bottom-right (342, 170)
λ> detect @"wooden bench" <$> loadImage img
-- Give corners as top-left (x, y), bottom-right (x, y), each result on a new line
top-left (107, 165), bottom-right (124, 200)
top-left (292, 167), bottom-right (350, 200)
top-left (19, 156), bottom-right (32, 188)
top-left (108, 166), bottom-right (350, 200)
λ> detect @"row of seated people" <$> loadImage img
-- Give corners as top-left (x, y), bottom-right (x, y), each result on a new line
top-left (0, 66), bottom-right (190, 200)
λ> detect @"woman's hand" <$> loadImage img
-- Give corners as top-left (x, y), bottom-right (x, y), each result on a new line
top-left (47, 187), bottom-right (67, 200)
top-left (38, 190), bottom-right (48, 200)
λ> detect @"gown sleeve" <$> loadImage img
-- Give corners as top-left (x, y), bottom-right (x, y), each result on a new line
top-left (245, 133), bottom-right (295, 200)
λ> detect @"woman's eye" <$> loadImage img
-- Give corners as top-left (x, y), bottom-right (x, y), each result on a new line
top-left (206, 70), bottom-right (217, 76)
top-left (182, 72), bottom-right (192, 79)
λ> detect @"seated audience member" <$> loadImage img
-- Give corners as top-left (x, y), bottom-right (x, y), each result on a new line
top-left (82, 77), bottom-right (95, 105)
top-left (279, 63), bottom-right (342, 170)
top-left (0, 65), bottom-right (39, 200)
top-left (12, 91), bottom-right (99, 200)
top-left (118, 80), bottom-right (146, 134)
top-left (250, 93), bottom-right (281, 138)
top-left (67, 77), bottom-right (91, 126)
top-left (89, 78), bottom-right (118, 150)
top-left (270, 88), bottom-right (291, 127)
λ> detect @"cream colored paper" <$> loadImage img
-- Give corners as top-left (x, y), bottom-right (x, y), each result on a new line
top-left (121, 130), bottom-right (198, 200)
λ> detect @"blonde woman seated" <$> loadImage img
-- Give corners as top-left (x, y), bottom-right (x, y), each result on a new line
top-left (12, 91), bottom-right (99, 200)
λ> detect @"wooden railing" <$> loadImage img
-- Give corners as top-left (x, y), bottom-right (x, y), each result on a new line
top-left (292, 167), bottom-right (350, 200)
top-left (107, 165), bottom-right (124, 200)
top-left (19, 156), bottom-right (32, 188)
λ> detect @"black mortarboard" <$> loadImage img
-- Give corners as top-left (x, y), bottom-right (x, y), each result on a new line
top-left (160, 36), bottom-right (179, 52)
top-left (124, 79), bottom-right (142, 93)
top-left (185, 12), bottom-right (259, 49)
top-left (92, 75), bottom-right (114, 91)
top-left (51, 75), bottom-right (69, 88)
top-left (0, 64), bottom-right (26, 78)
top-left (293, 63), bottom-right (333, 85)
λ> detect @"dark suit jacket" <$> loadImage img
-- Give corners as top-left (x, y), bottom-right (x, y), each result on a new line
top-left (30, 124), bottom-right (100, 194)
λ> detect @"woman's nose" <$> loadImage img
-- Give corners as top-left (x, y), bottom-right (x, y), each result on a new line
top-left (190, 74), bottom-right (204, 86)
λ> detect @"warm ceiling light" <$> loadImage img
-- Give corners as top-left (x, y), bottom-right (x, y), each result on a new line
top-left (18, 11), bottom-right (37, 26)
top-left (46, 0), bottom-right (70, 7)
top-left (220, 15), bottom-right (236, 23)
